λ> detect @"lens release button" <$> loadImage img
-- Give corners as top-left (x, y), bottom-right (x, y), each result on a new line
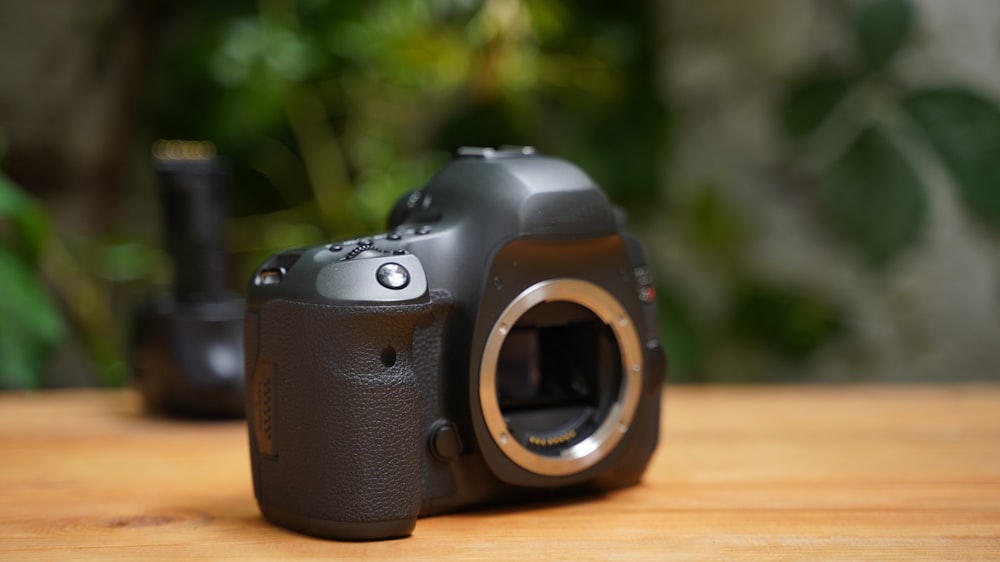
top-left (430, 421), bottom-right (463, 461)
top-left (376, 262), bottom-right (410, 290)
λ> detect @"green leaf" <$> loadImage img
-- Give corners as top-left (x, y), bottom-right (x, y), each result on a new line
top-left (822, 126), bottom-right (927, 268)
top-left (0, 172), bottom-right (62, 388)
top-left (0, 250), bottom-right (64, 389)
top-left (780, 73), bottom-right (854, 139)
top-left (851, 0), bottom-right (915, 72)
top-left (904, 88), bottom-right (1000, 231)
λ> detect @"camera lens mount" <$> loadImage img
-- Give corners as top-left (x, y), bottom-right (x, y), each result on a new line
top-left (479, 279), bottom-right (643, 477)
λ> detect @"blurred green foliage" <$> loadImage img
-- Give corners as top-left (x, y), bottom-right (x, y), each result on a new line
top-left (663, 180), bottom-right (847, 383)
top-left (851, 0), bottom-right (914, 72)
top-left (149, 0), bottom-right (667, 272)
top-left (2, 0), bottom-right (670, 387)
top-left (5, 0), bottom-right (999, 387)
top-left (905, 89), bottom-right (1000, 230)
top-left (781, 0), bottom-right (1000, 268)
top-left (730, 283), bottom-right (843, 364)
top-left (822, 126), bottom-right (927, 268)
top-left (0, 173), bottom-right (63, 388)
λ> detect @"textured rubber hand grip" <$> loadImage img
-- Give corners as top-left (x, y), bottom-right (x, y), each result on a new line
top-left (246, 297), bottom-right (435, 540)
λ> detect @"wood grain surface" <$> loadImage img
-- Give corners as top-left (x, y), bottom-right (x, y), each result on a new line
top-left (1, 385), bottom-right (998, 560)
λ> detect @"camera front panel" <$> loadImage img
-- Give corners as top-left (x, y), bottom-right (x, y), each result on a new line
top-left (469, 235), bottom-right (660, 489)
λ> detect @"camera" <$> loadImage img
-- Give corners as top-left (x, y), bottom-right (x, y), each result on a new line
top-left (244, 146), bottom-right (665, 540)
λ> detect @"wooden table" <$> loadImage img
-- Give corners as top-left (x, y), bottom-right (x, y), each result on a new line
top-left (1, 385), bottom-right (998, 560)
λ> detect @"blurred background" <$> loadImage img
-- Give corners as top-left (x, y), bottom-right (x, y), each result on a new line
top-left (1, 0), bottom-right (999, 388)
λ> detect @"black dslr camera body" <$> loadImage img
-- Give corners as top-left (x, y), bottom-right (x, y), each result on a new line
top-left (244, 147), bottom-right (665, 541)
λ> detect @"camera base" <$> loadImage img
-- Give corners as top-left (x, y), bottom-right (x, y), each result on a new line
top-left (261, 505), bottom-right (416, 541)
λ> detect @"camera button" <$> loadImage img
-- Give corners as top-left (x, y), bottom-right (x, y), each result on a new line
top-left (376, 262), bottom-right (410, 290)
top-left (430, 421), bottom-right (463, 461)
top-left (387, 233), bottom-right (402, 241)
top-left (639, 285), bottom-right (656, 303)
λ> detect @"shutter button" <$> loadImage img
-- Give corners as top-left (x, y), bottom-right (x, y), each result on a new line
top-left (377, 263), bottom-right (410, 290)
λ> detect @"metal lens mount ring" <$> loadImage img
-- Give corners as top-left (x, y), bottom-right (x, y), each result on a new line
top-left (479, 278), bottom-right (644, 477)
